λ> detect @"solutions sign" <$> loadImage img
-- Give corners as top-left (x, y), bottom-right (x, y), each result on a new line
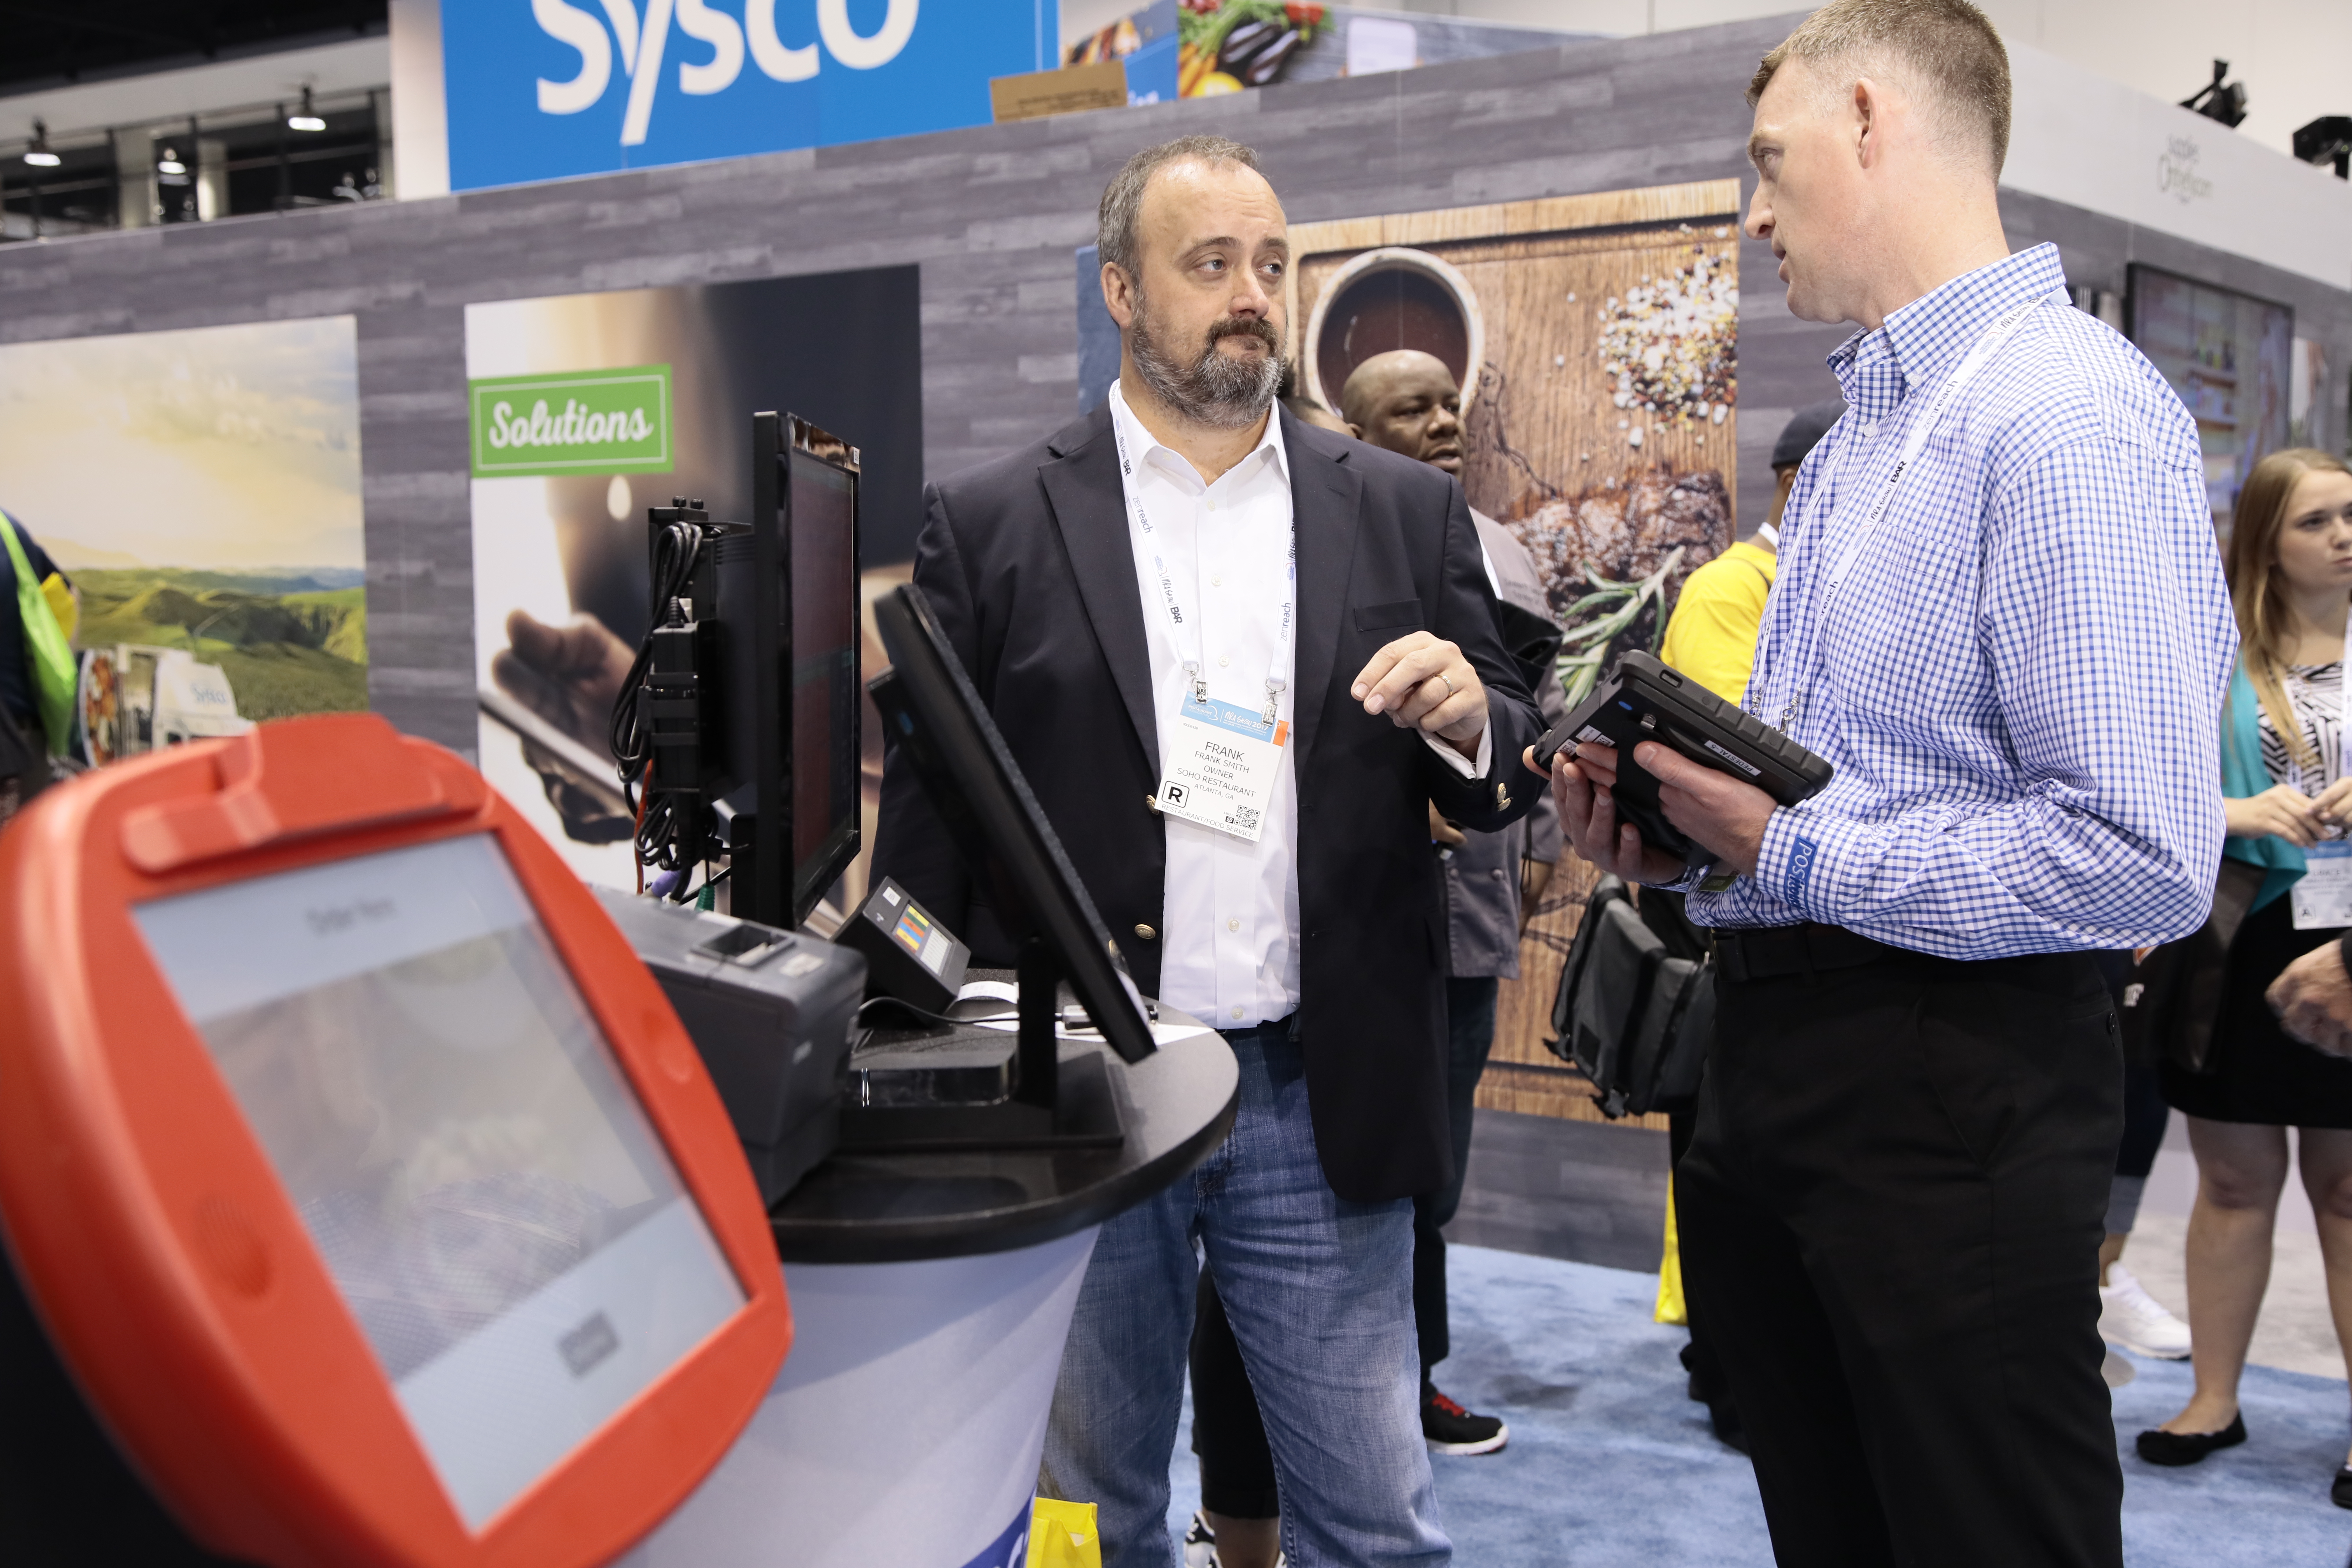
top-left (469, 365), bottom-right (674, 477)
top-left (441, 0), bottom-right (1060, 191)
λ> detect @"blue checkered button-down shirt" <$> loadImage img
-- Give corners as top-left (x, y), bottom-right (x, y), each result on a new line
top-left (1682, 243), bottom-right (2237, 958)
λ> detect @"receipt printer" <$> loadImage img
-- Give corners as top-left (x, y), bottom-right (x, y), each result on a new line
top-left (597, 890), bottom-right (865, 1207)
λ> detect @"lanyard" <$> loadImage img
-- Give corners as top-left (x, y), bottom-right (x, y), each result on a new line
top-left (1111, 400), bottom-right (1294, 725)
top-left (1759, 294), bottom-right (2049, 732)
top-left (2287, 613), bottom-right (2352, 802)
top-left (2287, 621), bottom-right (2352, 923)
top-left (2340, 615), bottom-right (2351, 788)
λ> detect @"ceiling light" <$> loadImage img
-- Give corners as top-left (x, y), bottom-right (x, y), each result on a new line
top-left (2180, 59), bottom-right (2249, 129)
top-left (2296, 115), bottom-right (2352, 180)
top-left (289, 88), bottom-right (326, 133)
top-left (24, 119), bottom-right (59, 168)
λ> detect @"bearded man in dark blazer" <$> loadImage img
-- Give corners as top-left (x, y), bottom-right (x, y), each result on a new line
top-left (873, 135), bottom-right (1543, 1568)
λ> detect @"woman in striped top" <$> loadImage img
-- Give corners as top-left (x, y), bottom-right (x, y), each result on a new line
top-left (2141, 448), bottom-right (2352, 1506)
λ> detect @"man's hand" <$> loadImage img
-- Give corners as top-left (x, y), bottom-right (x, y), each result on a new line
top-left (1524, 738), bottom-right (1778, 886)
top-left (2269, 942), bottom-right (2352, 1056)
top-left (1532, 740), bottom-right (1684, 884)
top-left (1351, 632), bottom-right (1485, 758)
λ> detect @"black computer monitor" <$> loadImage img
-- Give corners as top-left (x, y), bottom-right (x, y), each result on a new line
top-left (869, 584), bottom-right (1157, 1066)
top-left (721, 413), bottom-right (862, 929)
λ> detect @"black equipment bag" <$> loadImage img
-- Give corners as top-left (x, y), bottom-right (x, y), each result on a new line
top-left (1548, 877), bottom-right (1712, 1119)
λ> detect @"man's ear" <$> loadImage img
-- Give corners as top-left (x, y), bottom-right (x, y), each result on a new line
top-left (1850, 77), bottom-right (1883, 168)
top-left (1101, 261), bottom-right (1136, 330)
top-left (1346, 421), bottom-right (1366, 439)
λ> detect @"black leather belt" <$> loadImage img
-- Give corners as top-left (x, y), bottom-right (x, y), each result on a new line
top-left (1712, 923), bottom-right (1895, 983)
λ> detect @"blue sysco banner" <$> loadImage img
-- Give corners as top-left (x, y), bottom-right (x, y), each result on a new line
top-left (442, 0), bottom-right (1061, 191)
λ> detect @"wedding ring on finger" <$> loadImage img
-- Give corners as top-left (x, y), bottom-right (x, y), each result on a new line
top-left (1439, 672), bottom-right (1458, 696)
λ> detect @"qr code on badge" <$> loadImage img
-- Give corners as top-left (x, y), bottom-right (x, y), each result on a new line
top-left (1231, 806), bottom-right (1260, 831)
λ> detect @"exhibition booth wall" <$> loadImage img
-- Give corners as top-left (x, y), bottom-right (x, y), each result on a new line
top-left (2, 5), bottom-right (2350, 1308)
top-left (0, 10), bottom-right (2345, 766)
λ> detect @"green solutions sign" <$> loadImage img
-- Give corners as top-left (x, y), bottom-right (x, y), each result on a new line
top-left (469, 365), bottom-right (672, 477)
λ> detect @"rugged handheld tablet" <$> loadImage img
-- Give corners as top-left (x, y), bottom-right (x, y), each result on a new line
top-left (1531, 651), bottom-right (1833, 862)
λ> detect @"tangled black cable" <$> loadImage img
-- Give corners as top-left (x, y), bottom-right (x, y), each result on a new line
top-left (612, 519), bottom-right (706, 897)
top-left (611, 519), bottom-right (705, 781)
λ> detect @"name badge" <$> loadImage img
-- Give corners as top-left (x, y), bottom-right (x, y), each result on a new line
top-left (2293, 840), bottom-right (2352, 930)
top-left (1156, 695), bottom-right (1286, 843)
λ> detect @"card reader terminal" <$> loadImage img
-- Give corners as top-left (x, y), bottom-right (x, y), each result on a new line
top-left (835, 876), bottom-right (970, 1016)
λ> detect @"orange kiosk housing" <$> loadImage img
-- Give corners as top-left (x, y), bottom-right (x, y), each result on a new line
top-left (0, 714), bottom-right (793, 1568)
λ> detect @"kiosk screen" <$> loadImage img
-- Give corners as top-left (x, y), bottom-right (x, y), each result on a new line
top-left (133, 834), bottom-right (745, 1531)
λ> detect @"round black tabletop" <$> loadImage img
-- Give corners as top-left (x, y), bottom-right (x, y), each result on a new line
top-left (766, 1001), bottom-right (1238, 1264)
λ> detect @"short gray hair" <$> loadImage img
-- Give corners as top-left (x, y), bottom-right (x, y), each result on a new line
top-left (1098, 136), bottom-right (1261, 283)
top-left (1749, 0), bottom-right (2011, 176)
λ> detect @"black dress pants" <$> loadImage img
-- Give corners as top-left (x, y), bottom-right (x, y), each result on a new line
top-left (1676, 946), bottom-right (2124, 1568)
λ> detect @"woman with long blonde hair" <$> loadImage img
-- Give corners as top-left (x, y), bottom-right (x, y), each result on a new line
top-left (2138, 447), bottom-right (2352, 1507)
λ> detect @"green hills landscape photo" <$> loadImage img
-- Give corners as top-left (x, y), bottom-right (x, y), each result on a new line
top-left (72, 568), bottom-right (368, 722)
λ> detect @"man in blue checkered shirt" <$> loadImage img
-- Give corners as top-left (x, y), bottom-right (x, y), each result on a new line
top-left (1537, 3), bottom-right (2235, 1563)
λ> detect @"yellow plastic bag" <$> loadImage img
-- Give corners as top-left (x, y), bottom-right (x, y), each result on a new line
top-left (1028, 1497), bottom-right (1100, 1568)
top-left (1654, 1172), bottom-right (1688, 1325)
top-left (40, 573), bottom-right (75, 645)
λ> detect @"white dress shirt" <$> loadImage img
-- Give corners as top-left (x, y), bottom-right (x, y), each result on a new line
top-left (1107, 380), bottom-right (1486, 1027)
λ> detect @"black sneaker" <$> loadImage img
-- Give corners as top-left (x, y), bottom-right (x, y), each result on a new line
top-left (1422, 1382), bottom-right (1508, 1455)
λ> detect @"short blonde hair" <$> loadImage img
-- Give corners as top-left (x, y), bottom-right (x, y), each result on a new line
top-left (1749, 0), bottom-right (2012, 177)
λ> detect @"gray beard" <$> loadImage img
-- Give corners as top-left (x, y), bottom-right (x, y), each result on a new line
top-left (1127, 296), bottom-right (1284, 431)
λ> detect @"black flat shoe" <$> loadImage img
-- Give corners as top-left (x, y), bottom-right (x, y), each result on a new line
top-left (2136, 1414), bottom-right (2246, 1466)
top-left (2331, 1467), bottom-right (2352, 1509)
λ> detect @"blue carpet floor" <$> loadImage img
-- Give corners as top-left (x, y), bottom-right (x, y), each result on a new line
top-left (1166, 1245), bottom-right (2352, 1566)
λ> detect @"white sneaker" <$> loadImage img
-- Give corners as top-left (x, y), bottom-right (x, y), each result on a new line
top-left (1182, 1510), bottom-right (1286, 1568)
top-left (1183, 1511), bottom-right (1217, 1568)
top-left (2100, 1266), bottom-right (2192, 1360)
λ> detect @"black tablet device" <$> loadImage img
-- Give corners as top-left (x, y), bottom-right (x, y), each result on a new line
top-left (1530, 651), bottom-right (1833, 862)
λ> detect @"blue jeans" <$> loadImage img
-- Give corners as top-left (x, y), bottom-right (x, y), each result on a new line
top-left (1038, 1022), bottom-right (1449, 1568)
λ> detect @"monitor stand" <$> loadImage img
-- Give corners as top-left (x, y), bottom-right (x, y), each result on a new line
top-left (835, 938), bottom-right (1127, 1152)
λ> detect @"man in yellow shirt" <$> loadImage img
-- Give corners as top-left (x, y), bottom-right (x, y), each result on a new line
top-left (1658, 401), bottom-right (1841, 705)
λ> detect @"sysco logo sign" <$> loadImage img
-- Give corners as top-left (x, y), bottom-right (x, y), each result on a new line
top-left (440, 0), bottom-right (1059, 192)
